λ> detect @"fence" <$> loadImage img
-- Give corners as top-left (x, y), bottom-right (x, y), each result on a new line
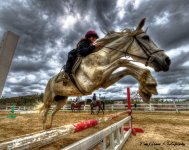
top-left (62, 116), bottom-right (132, 150)
top-left (1, 104), bottom-right (189, 112)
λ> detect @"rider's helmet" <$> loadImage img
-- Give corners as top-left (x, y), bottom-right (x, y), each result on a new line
top-left (85, 30), bottom-right (99, 39)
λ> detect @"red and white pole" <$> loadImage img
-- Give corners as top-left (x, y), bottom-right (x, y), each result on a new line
top-left (124, 87), bottom-right (144, 135)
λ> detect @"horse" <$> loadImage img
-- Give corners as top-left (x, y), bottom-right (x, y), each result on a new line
top-left (37, 18), bottom-right (171, 129)
top-left (90, 100), bottom-right (105, 115)
top-left (71, 101), bottom-right (85, 112)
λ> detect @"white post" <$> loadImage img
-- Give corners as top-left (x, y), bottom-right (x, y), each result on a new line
top-left (120, 125), bottom-right (124, 139)
top-left (0, 31), bottom-right (19, 96)
top-left (110, 132), bottom-right (114, 150)
top-left (100, 137), bottom-right (106, 150)
top-left (116, 128), bottom-right (121, 145)
top-left (173, 98), bottom-right (179, 113)
top-left (111, 104), bottom-right (114, 111)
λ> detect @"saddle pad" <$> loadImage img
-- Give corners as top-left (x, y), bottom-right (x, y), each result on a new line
top-left (71, 57), bottom-right (90, 95)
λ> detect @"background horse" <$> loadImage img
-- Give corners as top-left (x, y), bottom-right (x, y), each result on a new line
top-left (90, 100), bottom-right (105, 114)
top-left (37, 18), bottom-right (171, 129)
top-left (71, 101), bottom-right (85, 112)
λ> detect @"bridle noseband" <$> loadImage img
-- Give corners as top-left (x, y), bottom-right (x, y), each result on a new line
top-left (102, 33), bottom-right (164, 66)
top-left (134, 37), bottom-right (164, 66)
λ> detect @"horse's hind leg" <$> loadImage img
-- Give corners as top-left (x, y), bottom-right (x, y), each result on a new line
top-left (41, 103), bottom-right (51, 130)
top-left (101, 105), bottom-right (104, 114)
top-left (90, 104), bottom-right (93, 114)
top-left (97, 105), bottom-right (104, 114)
top-left (41, 92), bottom-right (53, 129)
top-left (48, 96), bottom-right (67, 129)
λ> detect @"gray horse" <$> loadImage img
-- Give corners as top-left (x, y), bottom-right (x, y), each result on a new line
top-left (37, 18), bottom-right (171, 129)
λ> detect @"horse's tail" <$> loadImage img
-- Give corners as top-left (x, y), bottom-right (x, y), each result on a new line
top-left (34, 102), bottom-right (44, 113)
top-left (34, 79), bottom-right (51, 114)
top-left (102, 101), bottom-right (105, 110)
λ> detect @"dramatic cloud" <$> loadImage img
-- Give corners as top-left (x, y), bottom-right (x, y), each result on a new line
top-left (0, 0), bottom-right (189, 99)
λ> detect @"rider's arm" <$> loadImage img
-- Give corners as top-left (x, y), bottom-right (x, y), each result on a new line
top-left (77, 41), bottom-right (96, 56)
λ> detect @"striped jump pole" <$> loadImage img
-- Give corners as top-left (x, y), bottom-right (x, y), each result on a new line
top-left (124, 87), bottom-right (144, 135)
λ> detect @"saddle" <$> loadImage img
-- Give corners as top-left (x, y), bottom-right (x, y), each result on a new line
top-left (55, 57), bottom-right (90, 95)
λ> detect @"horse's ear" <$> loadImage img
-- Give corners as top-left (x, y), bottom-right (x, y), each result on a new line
top-left (136, 18), bottom-right (146, 31)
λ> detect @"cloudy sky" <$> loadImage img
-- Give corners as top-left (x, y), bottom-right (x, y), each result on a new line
top-left (0, 0), bottom-right (189, 100)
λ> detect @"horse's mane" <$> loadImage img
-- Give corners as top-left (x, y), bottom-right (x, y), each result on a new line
top-left (95, 28), bottom-right (135, 46)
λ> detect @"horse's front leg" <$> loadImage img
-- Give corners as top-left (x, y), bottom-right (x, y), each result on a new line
top-left (100, 59), bottom-right (145, 82)
top-left (101, 60), bottom-right (158, 103)
top-left (101, 69), bottom-right (133, 88)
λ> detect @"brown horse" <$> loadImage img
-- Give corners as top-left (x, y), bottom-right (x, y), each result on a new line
top-left (90, 100), bottom-right (105, 114)
top-left (71, 101), bottom-right (85, 112)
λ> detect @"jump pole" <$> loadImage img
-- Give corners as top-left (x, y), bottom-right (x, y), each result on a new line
top-left (124, 87), bottom-right (144, 135)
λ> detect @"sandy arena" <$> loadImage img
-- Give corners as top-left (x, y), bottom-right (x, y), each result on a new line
top-left (0, 111), bottom-right (189, 150)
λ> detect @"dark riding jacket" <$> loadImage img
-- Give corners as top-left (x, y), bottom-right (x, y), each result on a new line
top-left (92, 95), bottom-right (97, 101)
top-left (65, 38), bottom-right (96, 74)
top-left (77, 38), bottom-right (96, 56)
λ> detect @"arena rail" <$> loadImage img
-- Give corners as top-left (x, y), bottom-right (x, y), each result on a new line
top-left (1, 104), bottom-right (189, 112)
top-left (61, 116), bottom-right (132, 150)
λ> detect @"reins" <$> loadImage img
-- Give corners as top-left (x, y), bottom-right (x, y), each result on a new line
top-left (101, 33), bottom-right (164, 66)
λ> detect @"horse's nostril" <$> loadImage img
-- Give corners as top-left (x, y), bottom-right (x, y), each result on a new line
top-left (165, 57), bottom-right (171, 65)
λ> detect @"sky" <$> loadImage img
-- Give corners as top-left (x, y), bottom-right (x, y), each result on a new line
top-left (0, 0), bottom-right (189, 100)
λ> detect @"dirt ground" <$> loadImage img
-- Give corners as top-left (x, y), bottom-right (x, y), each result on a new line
top-left (0, 111), bottom-right (189, 150)
top-left (123, 111), bottom-right (189, 150)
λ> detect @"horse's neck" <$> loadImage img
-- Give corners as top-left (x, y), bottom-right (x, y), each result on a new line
top-left (95, 37), bottom-right (132, 62)
top-left (95, 45), bottom-right (124, 62)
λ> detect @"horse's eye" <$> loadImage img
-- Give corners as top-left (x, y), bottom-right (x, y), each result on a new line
top-left (142, 35), bottom-right (150, 41)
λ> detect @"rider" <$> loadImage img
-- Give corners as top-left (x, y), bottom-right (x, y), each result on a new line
top-left (75, 96), bottom-right (80, 102)
top-left (63, 30), bottom-right (100, 82)
top-left (92, 93), bottom-right (97, 105)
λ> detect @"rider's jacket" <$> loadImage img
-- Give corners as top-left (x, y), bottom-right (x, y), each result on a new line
top-left (65, 38), bottom-right (96, 74)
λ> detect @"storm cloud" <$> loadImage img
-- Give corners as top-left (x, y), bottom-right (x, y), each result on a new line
top-left (0, 0), bottom-right (189, 99)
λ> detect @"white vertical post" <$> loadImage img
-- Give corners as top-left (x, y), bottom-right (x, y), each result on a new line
top-left (120, 125), bottom-right (124, 139)
top-left (173, 98), bottom-right (179, 113)
top-left (0, 31), bottom-right (19, 97)
top-left (110, 132), bottom-right (114, 150)
top-left (116, 128), bottom-right (121, 145)
top-left (111, 104), bottom-right (114, 111)
top-left (100, 137), bottom-right (106, 150)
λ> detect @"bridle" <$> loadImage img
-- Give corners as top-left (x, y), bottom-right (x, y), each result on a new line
top-left (102, 33), bottom-right (164, 66)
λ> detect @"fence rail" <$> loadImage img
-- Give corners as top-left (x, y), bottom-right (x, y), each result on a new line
top-left (1, 104), bottom-right (189, 112)
top-left (62, 116), bottom-right (132, 150)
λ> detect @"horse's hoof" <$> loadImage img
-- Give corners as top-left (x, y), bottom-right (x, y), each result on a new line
top-left (44, 125), bottom-right (51, 130)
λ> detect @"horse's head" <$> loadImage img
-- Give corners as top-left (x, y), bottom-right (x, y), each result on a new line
top-left (125, 18), bottom-right (171, 72)
top-left (99, 18), bottom-right (171, 72)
